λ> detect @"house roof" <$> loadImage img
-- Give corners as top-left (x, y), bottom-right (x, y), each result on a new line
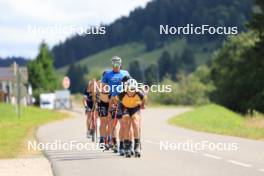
top-left (0, 66), bottom-right (28, 82)
top-left (0, 67), bottom-right (15, 81)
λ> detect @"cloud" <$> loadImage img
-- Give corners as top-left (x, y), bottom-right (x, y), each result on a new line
top-left (0, 0), bottom-right (151, 58)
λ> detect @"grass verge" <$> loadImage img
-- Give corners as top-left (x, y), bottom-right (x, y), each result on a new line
top-left (0, 103), bottom-right (69, 158)
top-left (168, 104), bottom-right (264, 140)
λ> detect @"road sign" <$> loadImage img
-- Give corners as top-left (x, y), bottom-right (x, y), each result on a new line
top-left (54, 90), bottom-right (71, 109)
top-left (62, 76), bottom-right (70, 89)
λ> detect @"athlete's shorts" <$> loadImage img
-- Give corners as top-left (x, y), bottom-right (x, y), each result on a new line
top-left (85, 101), bottom-right (93, 113)
top-left (111, 103), bottom-right (123, 119)
top-left (123, 106), bottom-right (141, 117)
top-left (98, 101), bottom-right (109, 117)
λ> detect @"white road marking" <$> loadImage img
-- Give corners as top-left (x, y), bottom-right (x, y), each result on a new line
top-left (144, 139), bottom-right (260, 172)
top-left (203, 153), bottom-right (222, 160)
top-left (227, 160), bottom-right (252, 168)
top-left (258, 169), bottom-right (264, 172)
top-left (144, 140), bottom-right (153, 144)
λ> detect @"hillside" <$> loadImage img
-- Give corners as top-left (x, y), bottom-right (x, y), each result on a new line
top-left (57, 38), bottom-right (219, 76)
top-left (0, 57), bottom-right (28, 67)
top-left (53, 0), bottom-right (253, 68)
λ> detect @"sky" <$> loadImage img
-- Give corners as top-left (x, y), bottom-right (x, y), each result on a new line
top-left (0, 0), bottom-right (151, 59)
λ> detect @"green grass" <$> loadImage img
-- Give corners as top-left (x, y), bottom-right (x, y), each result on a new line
top-left (0, 103), bottom-right (69, 158)
top-left (57, 39), bottom-right (216, 76)
top-left (57, 42), bottom-right (146, 75)
top-left (169, 104), bottom-right (264, 139)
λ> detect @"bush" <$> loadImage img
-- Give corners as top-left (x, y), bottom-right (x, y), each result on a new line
top-left (149, 66), bottom-right (213, 105)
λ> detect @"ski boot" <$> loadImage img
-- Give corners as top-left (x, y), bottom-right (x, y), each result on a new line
top-left (104, 143), bottom-right (110, 150)
top-left (90, 129), bottom-right (95, 142)
top-left (134, 139), bottom-right (141, 158)
top-left (112, 144), bottom-right (118, 153)
top-left (129, 140), bottom-right (134, 156)
top-left (124, 140), bottom-right (132, 158)
top-left (125, 149), bottom-right (132, 158)
top-left (86, 130), bottom-right (91, 138)
top-left (119, 141), bottom-right (125, 156)
top-left (119, 148), bottom-right (125, 156)
top-left (112, 138), bottom-right (118, 153)
top-left (99, 137), bottom-right (105, 149)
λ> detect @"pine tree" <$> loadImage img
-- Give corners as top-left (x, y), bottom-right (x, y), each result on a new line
top-left (128, 60), bottom-right (143, 83)
top-left (142, 26), bottom-right (159, 51)
top-left (158, 50), bottom-right (172, 81)
top-left (181, 47), bottom-right (196, 73)
top-left (171, 53), bottom-right (184, 80)
top-left (27, 41), bottom-right (58, 103)
top-left (249, 0), bottom-right (264, 39)
top-left (145, 64), bottom-right (158, 85)
top-left (66, 64), bottom-right (88, 93)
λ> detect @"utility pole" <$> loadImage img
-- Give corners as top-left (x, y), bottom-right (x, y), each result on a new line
top-left (14, 62), bottom-right (21, 118)
top-left (17, 68), bottom-right (21, 118)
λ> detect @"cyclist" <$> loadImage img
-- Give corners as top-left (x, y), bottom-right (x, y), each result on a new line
top-left (83, 80), bottom-right (96, 138)
top-left (119, 78), bottom-right (146, 157)
top-left (101, 56), bottom-right (130, 154)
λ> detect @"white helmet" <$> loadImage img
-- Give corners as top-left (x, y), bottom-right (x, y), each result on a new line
top-left (126, 78), bottom-right (138, 90)
top-left (111, 56), bottom-right (122, 67)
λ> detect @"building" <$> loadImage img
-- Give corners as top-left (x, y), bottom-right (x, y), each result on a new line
top-left (0, 63), bottom-right (28, 104)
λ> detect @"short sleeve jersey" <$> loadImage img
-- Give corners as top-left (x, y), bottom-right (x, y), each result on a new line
top-left (101, 70), bottom-right (130, 97)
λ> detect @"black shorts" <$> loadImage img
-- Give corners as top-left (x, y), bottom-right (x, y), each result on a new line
top-left (111, 103), bottom-right (123, 119)
top-left (98, 101), bottom-right (109, 117)
top-left (85, 101), bottom-right (93, 113)
top-left (123, 106), bottom-right (141, 117)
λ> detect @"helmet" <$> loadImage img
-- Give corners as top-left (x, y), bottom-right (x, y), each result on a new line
top-left (126, 78), bottom-right (138, 90)
top-left (111, 56), bottom-right (122, 67)
top-left (122, 75), bottom-right (131, 83)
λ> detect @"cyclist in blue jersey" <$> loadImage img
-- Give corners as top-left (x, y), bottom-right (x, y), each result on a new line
top-left (101, 56), bottom-right (130, 154)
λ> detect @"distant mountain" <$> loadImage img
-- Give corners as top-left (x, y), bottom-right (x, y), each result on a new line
top-left (0, 57), bottom-right (28, 67)
top-left (52, 0), bottom-right (253, 68)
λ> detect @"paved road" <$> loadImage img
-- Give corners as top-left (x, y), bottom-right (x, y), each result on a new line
top-left (37, 107), bottom-right (264, 176)
top-left (0, 157), bottom-right (52, 176)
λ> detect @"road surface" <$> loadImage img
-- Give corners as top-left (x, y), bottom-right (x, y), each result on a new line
top-left (37, 107), bottom-right (264, 176)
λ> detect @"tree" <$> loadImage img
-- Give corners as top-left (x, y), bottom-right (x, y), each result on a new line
top-left (142, 26), bottom-right (159, 51)
top-left (28, 41), bottom-right (58, 103)
top-left (181, 47), bottom-right (196, 73)
top-left (51, 0), bottom-right (253, 68)
top-left (158, 50), bottom-right (172, 81)
top-left (144, 64), bottom-right (158, 85)
top-left (249, 0), bottom-right (264, 39)
top-left (171, 53), bottom-right (183, 80)
top-left (128, 60), bottom-right (143, 83)
top-left (66, 64), bottom-right (88, 93)
top-left (211, 32), bottom-right (260, 113)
